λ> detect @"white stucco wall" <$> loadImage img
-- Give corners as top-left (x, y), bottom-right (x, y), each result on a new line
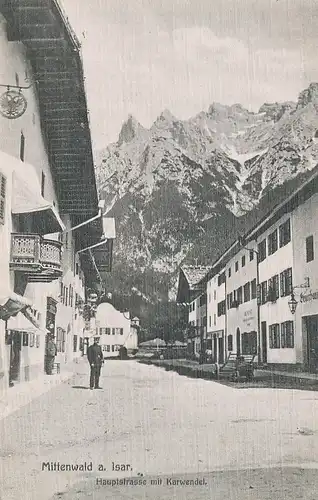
top-left (95, 303), bottom-right (131, 358)
top-left (257, 214), bottom-right (295, 364)
top-left (225, 244), bottom-right (258, 354)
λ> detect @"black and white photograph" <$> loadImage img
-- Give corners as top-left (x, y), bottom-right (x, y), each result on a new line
top-left (0, 0), bottom-right (318, 499)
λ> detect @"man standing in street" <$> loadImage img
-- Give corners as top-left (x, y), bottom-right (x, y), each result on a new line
top-left (87, 337), bottom-right (104, 389)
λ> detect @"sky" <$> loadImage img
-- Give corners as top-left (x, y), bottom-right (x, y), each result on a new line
top-left (62, 0), bottom-right (318, 150)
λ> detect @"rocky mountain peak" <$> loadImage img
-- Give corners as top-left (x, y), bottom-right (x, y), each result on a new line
top-left (258, 101), bottom-right (296, 122)
top-left (117, 114), bottom-right (145, 145)
top-left (97, 83), bottom-right (318, 314)
top-left (153, 109), bottom-right (178, 127)
top-left (297, 82), bottom-right (318, 108)
top-left (207, 102), bottom-right (250, 119)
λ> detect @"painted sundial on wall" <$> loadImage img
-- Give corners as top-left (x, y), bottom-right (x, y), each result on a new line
top-left (0, 89), bottom-right (27, 119)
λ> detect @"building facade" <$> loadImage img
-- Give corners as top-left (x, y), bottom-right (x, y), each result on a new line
top-left (177, 167), bottom-right (318, 372)
top-left (206, 270), bottom-right (226, 363)
top-left (95, 302), bottom-right (138, 358)
top-left (0, 1), bottom-right (114, 394)
top-left (225, 244), bottom-right (258, 358)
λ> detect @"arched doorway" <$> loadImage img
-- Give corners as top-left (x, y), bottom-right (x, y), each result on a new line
top-left (236, 328), bottom-right (241, 356)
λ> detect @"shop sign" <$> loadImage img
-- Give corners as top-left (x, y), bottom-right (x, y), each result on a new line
top-left (243, 309), bottom-right (255, 326)
top-left (300, 291), bottom-right (318, 303)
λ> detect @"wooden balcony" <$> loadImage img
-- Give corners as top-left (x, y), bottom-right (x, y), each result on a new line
top-left (10, 233), bottom-right (62, 282)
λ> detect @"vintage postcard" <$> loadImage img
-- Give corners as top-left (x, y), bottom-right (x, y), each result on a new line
top-left (0, 0), bottom-right (318, 499)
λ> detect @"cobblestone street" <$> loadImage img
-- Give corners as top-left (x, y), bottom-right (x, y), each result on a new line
top-left (1, 359), bottom-right (318, 499)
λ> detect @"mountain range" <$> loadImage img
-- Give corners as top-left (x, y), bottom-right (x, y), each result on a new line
top-left (95, 82), bottom-right (318, 318)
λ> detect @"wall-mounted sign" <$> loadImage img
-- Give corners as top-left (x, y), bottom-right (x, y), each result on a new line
top-left (300, 291), bottom-right (318, 303)
top-left (0, 89), bottom-right (27, 119)
top-left (243, 309), bottom-right (255, 326)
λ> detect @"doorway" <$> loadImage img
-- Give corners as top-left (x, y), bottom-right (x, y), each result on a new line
top-left (261, 321), bottom-right (267, 364)
top-left (305, 315), bottom-right (318, 373)
top-left (213, 334), bottom-right (217, 363)
top-left (9, 331), bottom-right (22, 385)
top-left (236, 328), bottom-right (241, 355)
top-left (218, 337), bottom-right (224, 364)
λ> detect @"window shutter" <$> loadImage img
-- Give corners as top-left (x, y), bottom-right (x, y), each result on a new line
top-left (280, 272), bottom-right (285, 297)
top-left (0, 173), bottom-right (6, 225)
top-left (269, 326), bottom-right (273, 348)
top-left (281, 322), bottom-right (286, 348)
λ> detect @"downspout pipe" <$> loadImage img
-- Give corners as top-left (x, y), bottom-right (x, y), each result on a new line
top-left (64, 200), bottom-right (105, 233)
top-left (76, 238), bottom-right (108, 255)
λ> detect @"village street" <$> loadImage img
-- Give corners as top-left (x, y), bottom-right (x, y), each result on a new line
top-left (1, 360), bottom-right (318, 500)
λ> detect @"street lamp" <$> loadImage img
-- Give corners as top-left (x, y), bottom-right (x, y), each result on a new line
top-left (288, 292), bottom-right (298, 314)
top-left (288, 278), bottom-right (310, 315)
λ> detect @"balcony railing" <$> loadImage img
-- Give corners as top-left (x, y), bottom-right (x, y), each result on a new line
top-left (10, 233), bottom-right (62, 282)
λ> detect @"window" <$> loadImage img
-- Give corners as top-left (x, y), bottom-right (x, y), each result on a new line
top-left (112, 328), bottom-right (116, 335)
top-left (235, 261), bottom-right (239, 272)
top-left (0, 173), bottom-right (6, 225)
top-left (281, 321), bottom-right (294, 348)
top-left (268, 229), bottom-right (278, 255)
top-left (41, 171), bottom-right (45, 197)
top-left (120, 328), bottom-right (123, 335)
top-left (208, 293), bottom-right (211, 303)
top-left (20, 131), bottom-right (25, 162)
top-left (217, 300), bottom-right (226, 317)
top-left (105, 328), bottom-right (111, 335)
top-left (260, 281), bottom-right (268, 304)
top-left (241, 255), bottom-right (246, 267)
top-left (306, 235), bottom-right (314, 262)
top-left (269, 324), bottom-right (280, 348)
top-left (251, 279), bottom-right (257, 299)
top-left (214, 314), bottom-right (216, 325)
top-left (106, 345), bottom-right (110, 352)
top-left (73, 335), bottom-right (78, 352)
top-left (199, 294), bottom-right (207, 306)
top-left (249, 250), bottom-right (254, 261)
top-left (111, 345), bottom-right (115, 352)
top-left (243, 282), bottom-right (251, 302)
top-left (214, 290), bottom-right (216, 300)
top-left (258, 239), bottom-right (266, 262)
top-left (228, 267), bottom-right (231, 278)
top-left (227, 293), bottom-right (232, 309)
top-left (209, 316), bottom-right (211, 327)
top-left (268, 275), bottom-right (279, 301)
top-left (227, 335), bottom-right (233, 351)
top-left (279, 219), bottom-right (291, 248)
top-left (218, 272), bottom-right (226, 286)
top-left (280, 268), bottom-right (293, 297)
top-left (100, 328), bottom-right (106, 335)
top-left (237, 287), bottom-right (243, 305)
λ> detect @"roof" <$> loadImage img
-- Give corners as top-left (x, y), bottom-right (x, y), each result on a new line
top-left (176, 265), bottom-right (209, 303)
top-left (181, 266), bottom-right (211, 288)
top-left (0, 0), bottom-right (99, 218)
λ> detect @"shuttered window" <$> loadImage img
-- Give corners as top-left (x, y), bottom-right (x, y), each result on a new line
top-left (0, 173), bottom-right (6, 225)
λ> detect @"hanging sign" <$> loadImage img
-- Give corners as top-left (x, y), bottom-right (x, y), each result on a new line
top-left (0, 89), bottom-right (27, 119)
